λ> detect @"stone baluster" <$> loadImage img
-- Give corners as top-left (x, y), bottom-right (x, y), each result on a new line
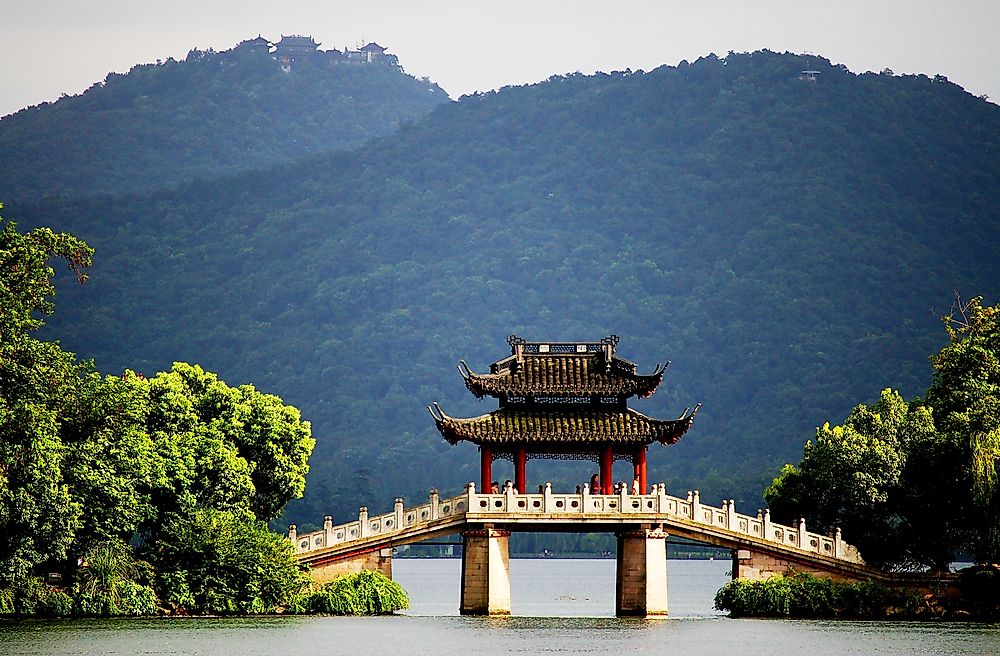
top-left (430, 489), bottom-right (440, 520)
top-left (543, 482), bottom-right (555, 513)
top-left (582, 482), bottom-right (591, 512)
top-left (798, 517), bottom-right (807, 549)
top-left (323, 515), bottom-right (333, 545)
top-left (288, 524), bottom-right (297, 548)
top-left (394, 498), bottom-right (404, 529)
top-left (834, 527), bottom-right (843, 559)
top-left (466, 482), bottom-right (476, 514)
top-left (504, 480), bottom-right (516, 511)
top-left (763, 508), bottom-right (772, 541)
top-left (618, 482), bottom-right (628, 512)
top-left (692, 490), bottom-right (702, 523)
top-left (727, 499), bottom-right (737, 530)
top-left (656, 483), bottom-right (668, 514)
top-left (358, 507), bottom-right (369, 538)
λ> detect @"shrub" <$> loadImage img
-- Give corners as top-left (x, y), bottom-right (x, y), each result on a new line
top-left (150, 509), bottom-right (308, 614)
top-left (0, 578), bottom-right (75, 617)
top-left (293, 570), bottom-right (409, 615)
top-left (714, 572), bottom-right (919, 619)
top-left (73, 538), bottom-right (159, 616)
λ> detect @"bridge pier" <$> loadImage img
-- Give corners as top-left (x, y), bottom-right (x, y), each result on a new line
top-left (616, 527), bottom-right (669, 617)
top-left (460, 528), bottom-right (511, 615)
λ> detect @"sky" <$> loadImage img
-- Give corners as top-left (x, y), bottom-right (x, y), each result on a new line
top-left (3, 0), bottom-right (999, 117)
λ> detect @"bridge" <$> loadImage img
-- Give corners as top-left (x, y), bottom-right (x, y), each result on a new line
top-left (290, 481), bottom-right (873, 617)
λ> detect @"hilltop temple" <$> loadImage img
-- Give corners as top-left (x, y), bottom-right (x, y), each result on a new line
top-left (429, 335), bottom-right (699, 494)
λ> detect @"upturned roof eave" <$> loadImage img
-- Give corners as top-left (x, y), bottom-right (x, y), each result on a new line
top-left (428, 405), bottom-right (698, 448)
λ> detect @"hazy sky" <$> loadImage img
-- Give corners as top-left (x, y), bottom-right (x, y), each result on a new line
top-left (4, 1), bottom-right (998, 117)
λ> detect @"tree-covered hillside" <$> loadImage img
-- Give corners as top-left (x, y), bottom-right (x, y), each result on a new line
top-left (0, 41), bottom-right (448, 201)
top-left (13, 51), bottom-right (1000, 529)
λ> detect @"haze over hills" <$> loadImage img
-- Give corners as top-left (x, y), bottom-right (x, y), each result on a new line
top-left (8, 49), bottom-right (1000, 531)
top-left (0, 36), bottom-right (448, 201)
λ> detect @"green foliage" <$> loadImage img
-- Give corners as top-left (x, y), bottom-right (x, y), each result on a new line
top-left (768, 298), bottom-right (1000, 569)
top-left (714, 573), bottom-right (919, 618)
top-left (0, 578), bottom-right (75, 618)
top-left (72, 539), bottom-right (158, 616)
top-left (0, 214), bottom-right (313, 615)
top-left (60, 371), bottom-right (160, 549)
top-left (143, 363), bottom-right (314, 522)
top-left (0, 212), bottom-right (92, 584)
top-left (292, 570), bottom-right (409, 615)
top-left (149, 509), bottom-right (308, 614)
top-left (927, 297), bottom-right (1000, 563)
top-left (74, 580), bottom-right (158, 617)
top-left (765, 389), bottom-right (942, 569)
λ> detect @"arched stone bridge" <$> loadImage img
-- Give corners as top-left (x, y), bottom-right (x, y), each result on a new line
top-left (290, 482), bottom-right (874, 617)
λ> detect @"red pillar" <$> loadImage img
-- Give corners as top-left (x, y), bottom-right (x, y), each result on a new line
top-left (600, 445), bottom-right (614, 495)
top-left (514, 446), bottom-right (527, 494)
top-left (637, 447), bottom-right (647, 495)
top-left (481, 445), bottom-right (492, 493)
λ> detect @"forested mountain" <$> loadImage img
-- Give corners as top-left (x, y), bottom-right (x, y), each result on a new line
top-left (0, 41), bottom-right (448, 201)
top-left (9, 50), bottom-right (1000, 531)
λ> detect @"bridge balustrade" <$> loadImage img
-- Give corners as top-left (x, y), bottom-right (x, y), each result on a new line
top-left (291, 481), bottom-right (860, 565)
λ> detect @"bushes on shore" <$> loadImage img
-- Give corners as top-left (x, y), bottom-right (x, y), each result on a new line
top-left (290, 570), bottom-right (409, 615)
top-left (714, 573), bottom-right (920, 619)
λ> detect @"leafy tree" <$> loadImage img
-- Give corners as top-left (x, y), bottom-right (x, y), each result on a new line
top-left (765, 389), bottom-right (937, 569)
top-left (60, 371), bottom-right (160, 550)
top-left (767, 297), bottom-right (1000, 570)
top-left (143, 363), bottom-right (314, 524)
top-left (0, 211), bottom-right (92, 583)
top-left (926, 296), bottom-right (1000, 563)
top-left (150, 508), bottom-right (306, 614)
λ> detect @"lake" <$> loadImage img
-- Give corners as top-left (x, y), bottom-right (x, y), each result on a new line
top-left (1, 559), bottom-right (998, 655)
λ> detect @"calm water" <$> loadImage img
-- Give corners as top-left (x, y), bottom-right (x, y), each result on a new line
top-left (2, 559), bottom-right (998, 656)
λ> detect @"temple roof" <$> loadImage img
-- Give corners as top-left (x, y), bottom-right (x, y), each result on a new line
top-left (239, 36), bottom-right (271, 48)
top-left (428, 404), bottom-right (699, 448)
top-left (459, 335), bottom-right (667, 399)
top-left (277, 35), bottom-right (320, 48)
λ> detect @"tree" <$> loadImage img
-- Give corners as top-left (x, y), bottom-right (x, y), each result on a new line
top-left (142, 363), bottom-right (314, 524)
top-left (0, 212), bottom-right (92, 583)
top-left (926, 296), bottom-right (1000, 563)
top-left (149, 508), bottom-right (306, 614)
top-left (765, 389), bottom-right (938, 569)
top-left (59, 371), bottom-right (160, 551)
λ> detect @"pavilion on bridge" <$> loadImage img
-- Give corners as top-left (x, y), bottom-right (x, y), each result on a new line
top-left (429, 335), bottom-right (700, 495)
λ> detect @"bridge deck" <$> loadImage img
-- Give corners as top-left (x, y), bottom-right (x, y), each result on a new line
top-left (293, 483), bottom-right (876, 579)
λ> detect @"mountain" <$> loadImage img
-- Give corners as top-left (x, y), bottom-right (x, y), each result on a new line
top-left (11, 50), bottom-right (1000, 528)
top-left (0, 39), bottom-right (448, 201)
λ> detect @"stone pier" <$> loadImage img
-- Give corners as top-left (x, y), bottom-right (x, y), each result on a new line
top-left (460, 528), bottom-right (511, 615)
top-left (616, 527), bottom-right (669, 617)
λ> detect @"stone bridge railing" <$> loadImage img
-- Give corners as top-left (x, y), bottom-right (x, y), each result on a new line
top-left (290, 482), bottom-right (863, 565)
top-left (290, 490), bottom-right (469, 554)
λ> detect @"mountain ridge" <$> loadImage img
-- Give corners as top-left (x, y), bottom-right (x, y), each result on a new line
top-left (0, 37), bottom-right (449, 201)
top-left (9, 49), bottom-right (1000, 525)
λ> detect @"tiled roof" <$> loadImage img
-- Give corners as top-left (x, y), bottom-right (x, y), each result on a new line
top-left (429, 405), bottom-right (698, 447)
top-left (461, 354), bottom-right (665, 399)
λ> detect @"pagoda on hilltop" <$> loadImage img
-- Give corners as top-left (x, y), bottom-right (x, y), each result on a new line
top-left (429, 335), bottom-right (699, 495)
